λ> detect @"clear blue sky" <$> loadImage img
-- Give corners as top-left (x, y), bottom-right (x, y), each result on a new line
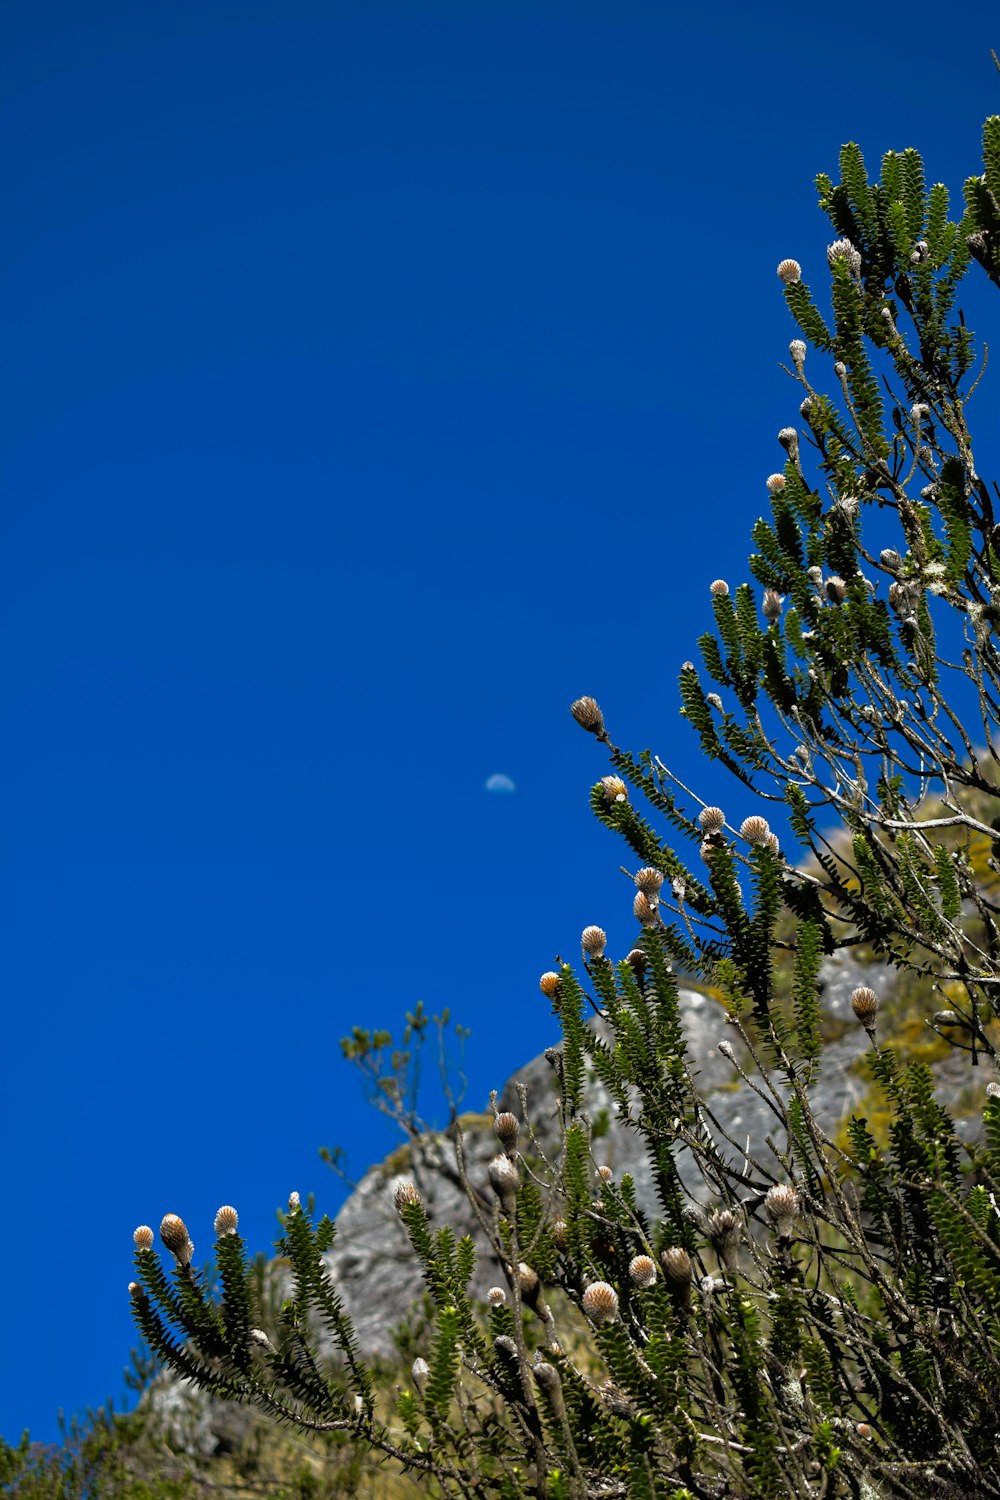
top-left (2, 0), bottom-right (998, 1447)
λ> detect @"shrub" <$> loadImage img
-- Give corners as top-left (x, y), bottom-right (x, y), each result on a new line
top-left (128, 114), bottom-right (1000, 1499)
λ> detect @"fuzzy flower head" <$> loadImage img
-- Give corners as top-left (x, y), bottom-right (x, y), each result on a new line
top-left (160, 1214), bottom-right (194, 1267)
top-left (698, 805), bottom-right (726, 835)
top-left (570, 696), bottom-right (605, 735)
top-left (582, 1281), bottom-right (619, 1324)
top-left (133, 1225), bottom-right (155, 1252)
top-left (709, 578), bottom-right (730, 597)
top-left (393, 1181), bottom-right (423, 1216)
top-left (789, 339), bottom-right (807, 367)
top-left (600, 775), bottom-right (628, 804)
top-left (539, 971), bottom-right (561, 998)
top-left (766, 473), bottom-right (787, 494)
top-left (628, 1255), bottom-right (657, 1289)
top-left (827, 237), bottom-right (862, 275)
top-left (494, 1111), bottom-right (520, 1148)
top-left (214, 1205), bottom-right (239, 1237)
top-left (633, 890), bottom-right (657, 925)
top-left (581, 924), bottom-right (607, 958)
top-left (740, 815), bottom-right (771, 846)
top-left (635, 867), bottom-right (664, 895)
top-left (777, 259), bottom-right (802, 285)
top-left (762, 589), bottom-right (783, 622)
top-left (851, 986), bottom-right (879, 1027)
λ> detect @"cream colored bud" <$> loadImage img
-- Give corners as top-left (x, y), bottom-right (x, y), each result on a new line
top-left (765, 1184), bottom-right (800, 1239)
top-left (582, 1281), bottom-right (619, 1324)
top-left (740, 815), bottom-right (771, 846)
top-left (214, 1205), bottom-right (239, 1237)
top-left (710, 578), bottom-right (730, 597)
top-left (393, 1181), bottom-right (423, 1215)
top-left (698, 806), bottom-right (725, 835)
top-left (539, 971), bottom-right (561, 998)
top-left (551, 1218), bottom-right (568, 1249)
top-left (570, 696), bottom-right (605, 735)
top-left (851, 986), bottom-right (879, 1025)
top-left (250, 1328), bottom-right (277, 1353)
top-left (597, 1164), bottom-right (613, 1183)
top-left (488, 1153), bottom-right (521, 1207)
top-left (633, 889), bottom-right (657, 924)
top-left (765, 832), bottom-right (781, 856)
top-left (707, 1208), bottom-right (741, 1267)
top-left (411, 1356), bottom-right (430, 1392)
top-left (789, 339), bottom-right (807, 366)
top-left (487, 1286), bottom-right (507, 1306)
top-left (287, 1192), bottom-right (301, 1212)
top-left (160, 1214), bottom-right (193, 1266)
top-left (533, 1359), bottom-right (561, 1397)
top-left (494, 1111), bottom-right (520, 1148)
top-left (766, 473), bottom-right (786, 494)
top-left (629, 1255), bottom-right (657, 1289)
top-left (777, 259), bottom-right (802, 284)
top-left (762, 589), bottom-right (782, 621)
top-left (778, 427), bottom-right (799, 456)
top-left (826, 575), bottom-right (847, 604)
top-left (661, 1247), bottom-right (692, 1285)
top-left (600, 775), bottom-right (628, 804)
top-left (699, 840), bottom-right (717, 865)
top-left (128, 1281), bottom-right (144, 1301)
top-left (581, 924), bottom-right (607, 958)
top-left (133, 1225), bottom-right (155, 1252)
top-left (635, 867), bottom-right (664, 895)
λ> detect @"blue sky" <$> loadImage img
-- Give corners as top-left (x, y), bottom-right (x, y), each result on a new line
top-left (2, 0), bottom-right (998, 1447)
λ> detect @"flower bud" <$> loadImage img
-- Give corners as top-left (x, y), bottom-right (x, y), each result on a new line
top-left (597, 1164), bottom-right (613, 1183)
top-left (600, 775), bottom-right (628, 803)
top-left (539, 971), bottom-right (561, 998)
top-left (128, 1281), bottom-right (145, 1301)
top-left (789, 339), bottom-right (807, 367)
top-left (740, 815), bottom-right (771, 846)
top-left (698, 806), bottom-right (726, 835)
top-left (533, 1359), bottom-right (562, 1397)
top-left (287, 1191), bottom-right (301, 1212)
top-left (494, 1112), bottom-right (520, 1148)
top-left (710, 578), bottom-right (730, 597)
top-left (551, 1218), bottom-right (568, 1249)
top-left (766, 473), bottom-right (786, 494)
top-left (661, 1247), bottom-right (692, 1305)
top-left (582, 1281), bottom-right (619, 1324)
top-left (624, 947), bottom-right (647, 979)
top-left (411, 1356), bottom-right (430, 1393)
top-left (777, 259), bottom-right (802, 284)
top-left (827, 237), bottom-right (861, 275)
top-left (570, 696), bottom-right (605, 735)
top-left (581, 924), bottom-right (607, 958)
top-left (986, 1082), bottom-right (1000, 1099)
top-left (214, 1205), bottom-right (239, 1237)
top-left (133, 1225), bottom-right (155, 1252)
top-left (488, 1153), bottom-right (521, 1210)
top-left (765, 1184), bottom-right (800, 1240)
top-left (762, 589), bottom-right (782, 622)
top-left (393, 1181), bottom-right (423, 1216)
top-left (160, 1214), bottom-right (193, 1267)
top-left (629, 1255), bottom-right (657, 1288)
top-left (487, 1286), bottom-right (507, 1306)
top-left (826, 575), bottom-right (847, 604)
top-left (850, 986), bottom-right (879, 1026)
top-left (635, 867), bottom-right (664, 895)
top-left (633, 890), bottom-right (657, 924)
top-left (707, 1208), bottom-right (741, 1268)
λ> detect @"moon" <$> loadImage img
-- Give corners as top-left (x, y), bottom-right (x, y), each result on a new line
top-left (485, 773), bottom-right (516, 794)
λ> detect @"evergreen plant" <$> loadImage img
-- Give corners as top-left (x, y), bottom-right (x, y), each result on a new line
top-left (125, 113), bottom-right (1000, 1499)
